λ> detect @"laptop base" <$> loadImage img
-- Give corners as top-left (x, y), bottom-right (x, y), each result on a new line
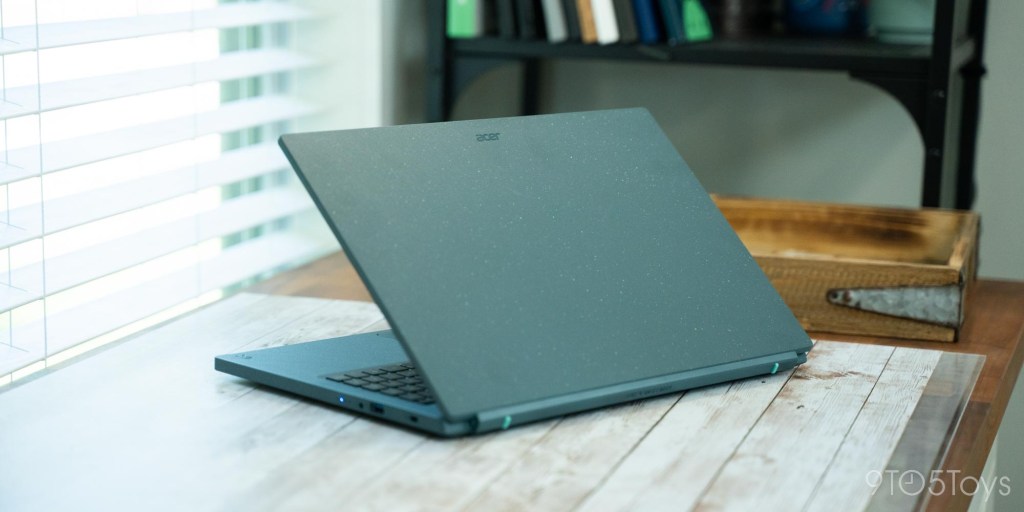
top-left (216, 330), bottom-right (806, 437)
top-left (215, 331), bottom-right (473, 437)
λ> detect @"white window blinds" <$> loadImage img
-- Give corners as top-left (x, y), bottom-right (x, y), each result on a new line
top-left (0, 0), bottom-right (370, 382)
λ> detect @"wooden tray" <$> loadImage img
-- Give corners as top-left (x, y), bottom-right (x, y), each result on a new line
top-left (713, 196), bottom-right (980, 342)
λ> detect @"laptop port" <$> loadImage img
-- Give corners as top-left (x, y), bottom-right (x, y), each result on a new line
top-left (370, 403), bottom-right (385, 415)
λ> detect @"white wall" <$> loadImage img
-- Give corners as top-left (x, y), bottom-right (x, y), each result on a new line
top-left (973, 0), bottom-right (1024, 283)
top-left (982, 7), bottom-right (1024, 505)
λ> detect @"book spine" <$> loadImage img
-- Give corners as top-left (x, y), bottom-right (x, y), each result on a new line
top-left (495, 0), bottom-right (518, 38)
top-left (591, 0), bottom-right (620, 45)
top-left (576, 0), bottom-right (599, 43)
top-left (541, 0), bottom-right (570, 42)
top-left (561, 0), bottom-right (582, 40)
top-left (631, 0), bottom-right (663, 44)
top-left (657, 0), bottom-right (684, 45)
top-left (515, 0), bottom-right (539, 39)
top-left (682, 0), bottom-right (713, 42)
top-left (448, 0), bottom-right (482, 38)
top-left (480, 0), bottom-right (496, 36)
top-left (612, 0), bottom-right (638, 43)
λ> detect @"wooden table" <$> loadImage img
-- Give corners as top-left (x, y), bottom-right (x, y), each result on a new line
top-left (1, 252), bottom-right (1020, 511)
top-left (253, 252), bottom-right (1024, 511)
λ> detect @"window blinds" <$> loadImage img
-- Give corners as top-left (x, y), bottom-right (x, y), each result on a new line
top-left (0, 0), bottom-right (352, 380)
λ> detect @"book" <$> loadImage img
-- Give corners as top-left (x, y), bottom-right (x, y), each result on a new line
top-left (682, 0), bottom-right (713, 42)
top-left (631, 0), bottom-right (663, 44)
top-left (481, 0), bottom-right (497, 35)
top-left (657, 0), bottom-right (684, 45)
top-left (560, 0), bottom-right (582, 40)
top-left (590, 0), bottom-right (620, 45)
top-left (576, 0), bottom-right (599, 43)
top-left (448, 0), bottom-right (484, 38)
top-left (611, 0), bottom-right (638, 43)
top-left (495, 0), bottom-right (518, 38)
top-left (515, 0), bottom-right (542, 39)
top-left (541, 0), bottom-right (570, 42)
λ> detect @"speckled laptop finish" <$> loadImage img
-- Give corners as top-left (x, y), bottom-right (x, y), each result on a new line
top-left (216, 109), bottom-right (812, 436)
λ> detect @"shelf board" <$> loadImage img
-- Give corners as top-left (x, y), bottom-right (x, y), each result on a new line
top-left (451, 36), bottom-right (940, 76)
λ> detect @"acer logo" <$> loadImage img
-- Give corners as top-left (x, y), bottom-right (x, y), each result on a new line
top-left (476, 133), bottom-right (500, 142)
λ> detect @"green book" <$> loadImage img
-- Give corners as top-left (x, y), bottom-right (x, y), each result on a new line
top-left (448, 0), bottom-right (481, 38)
top-left (682, 0), bottom-right (713, 42)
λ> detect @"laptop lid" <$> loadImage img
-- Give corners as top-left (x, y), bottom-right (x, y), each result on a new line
top-left (280, 108), bottom-right (811, 420)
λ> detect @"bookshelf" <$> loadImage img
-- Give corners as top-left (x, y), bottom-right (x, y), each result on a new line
top-left (425, 0), bottom-right (988, 209)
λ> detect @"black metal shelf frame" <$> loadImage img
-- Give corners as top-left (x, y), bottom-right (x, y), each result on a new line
top-left (426, 0), bottom-right (988, 209)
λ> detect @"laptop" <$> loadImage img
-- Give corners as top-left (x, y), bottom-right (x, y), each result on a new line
top-left (215, 108), bottom-right (812, 437)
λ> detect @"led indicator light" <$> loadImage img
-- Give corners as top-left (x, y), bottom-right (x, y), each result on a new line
top-left (338, 396), bottom-right (346, 403)
top-left (770, 362), bottom-right (780, 375)
top-left (501, 415), bottom-right (512, 430)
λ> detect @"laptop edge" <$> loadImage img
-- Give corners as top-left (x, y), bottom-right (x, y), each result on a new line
top-left (215, 335), bottom-right (805, 436)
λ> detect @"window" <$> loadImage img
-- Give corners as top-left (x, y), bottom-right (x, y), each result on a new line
top-left (0, 0), bottom-right (381, 384)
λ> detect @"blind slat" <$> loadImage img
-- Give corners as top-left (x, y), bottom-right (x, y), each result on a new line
top-left (0, 283), bottom-right (41, 315)
top-left (199, 231), bottom-right (331, 292)
top-left (2, 95), bottom-right (315, 186)
top-left (0, 206), bottom-right (43, 250)
top-left (197, 142), bottom-right (289, 188)
top-left (1, 188), bottom-right (314, 313)
top-left (0, 49), bottom-right (315, 120)
top-left (0, 0), bottom-right (354, 379)
top-left (49, 143), bottom-right (290, 235)
top-left (45, 269), bottom-right (201, 355)
top-left (0, 143), bottom-right (289, 251)
top-left (0, 344), bottom-right (40, 377)
top-left (42, 231), bottom-right (329, 355)
top-left (0, 3), bottom-right (313, 56)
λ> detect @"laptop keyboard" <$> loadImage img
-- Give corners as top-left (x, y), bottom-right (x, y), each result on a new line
top-left (325, 363), bottom-right (435, 405)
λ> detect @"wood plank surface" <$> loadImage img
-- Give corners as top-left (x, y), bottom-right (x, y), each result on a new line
top-left (578, 366), bottom-right (794, 511)
top-left (460, 396), bottom-right (678, 512)
top-left (248, 252), bottom-right (1024, 512)
top-left (0, 294), bottom-right (384, 512)
top-left (0, 292), bottom-right (981, 512)
top-left (805, 347), bottom-right (942, 512)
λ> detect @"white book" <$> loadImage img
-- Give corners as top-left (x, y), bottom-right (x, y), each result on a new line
top-left (590, 0), bottom-right (619, 45)
top-left (541, 0), bottom-right (569, 43)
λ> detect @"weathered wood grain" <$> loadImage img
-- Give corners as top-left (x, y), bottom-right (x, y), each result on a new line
top-left (454, 396), bottom-right (678, 511)
top-left (235, 418), bottom-right (427, 512)
top-left (242, 252), bottom-right (1024, 512)
top-left (0, 294), bottom-right (985, 512)
top-left (349, 418), bottom-right (560, 512)
top-left (866, 351), bottom-right (985, 512)
top-left (713, 196), bottom-right (971, 265)
top-left (0, 294), bottom-right (383, 512)
top-left (756, 255), bottom-right (959, 342)
top-left (578, 370), bottom-right (794, 512)
top-left (805, 347), bottom-right (942, 512)
top-left (696, 342), bottom-right (896, 511)
top-left (713, 196), bottom-right (979, 342)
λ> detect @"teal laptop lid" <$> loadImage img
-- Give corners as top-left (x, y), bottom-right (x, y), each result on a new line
top-left (279, 109), bottom-right (812, 420)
